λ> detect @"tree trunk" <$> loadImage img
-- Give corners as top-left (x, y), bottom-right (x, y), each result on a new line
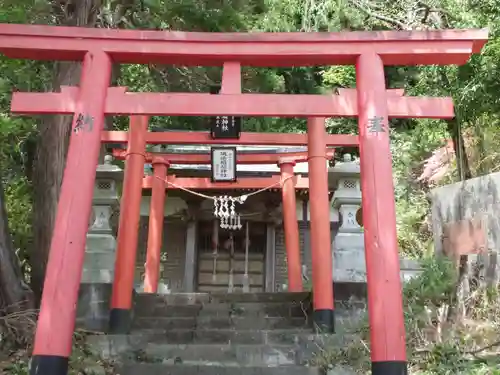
top-left (31, 63), bottom-right (80, 302)
top-left (0, 178), bottom-right (35, 347)
top-left (447, 118), bottom-right (472, 180)
top-left (30, 0), bottom-right (104, 303)
top-left (30, 0), bottom-right (134, 303)
top-left (0, 178), bottom-right (33, 311)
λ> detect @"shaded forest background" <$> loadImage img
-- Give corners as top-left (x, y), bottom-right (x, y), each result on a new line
top-left (1, 0), bottom-right (500, 374)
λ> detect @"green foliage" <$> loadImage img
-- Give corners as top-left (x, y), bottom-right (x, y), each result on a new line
top-left (4, 178), bottom-right (32, 269)
top-left (391, 121), bottom-right (451, 257)
top-left (403, 257), bottom-right (456, 318)
top-left (312, 258), bottom-right (500, 374)
top-left (0, 0), bottom-right (50, 269)
top-left (321, 65), bottom-right (356, 88)
top-left (0, 116), bottom-right (35, 274)
top-left (3, 359), bottom-right (29, 375)
top-left (2, 332), bottom-right (114, 375)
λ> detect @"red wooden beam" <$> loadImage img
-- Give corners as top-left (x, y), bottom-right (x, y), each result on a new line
top-left (143, 175), bottom-right (310, 190)
top-left (338, 88), bottom-right (405, 97)
top-left (113, 149), bottom-right (335, 164)
top-left (104, 92), bottom-right (454, 118)
top-left (102, 130), bottom-right (357, 147)
top-left (0, 24), bottom-right (488, 66)
top-left (11, 86), bottom-right (454, 118)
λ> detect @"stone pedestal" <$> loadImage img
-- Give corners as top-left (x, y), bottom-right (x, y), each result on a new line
top-left (77, 155), bottom-right (122, 331)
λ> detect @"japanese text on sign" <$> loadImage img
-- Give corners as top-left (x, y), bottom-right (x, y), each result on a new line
top-left (211, 115), bottom-right (241, 139)
top-left (73, 113), bottom-right (95, 134)
top-left (367, 116), bottom-right (386, 133)
top-left (215, 116), bottom-right (235, 132)
top-left (220, 150), bottom-right (228, 178)
top-left (211, 147), bottom-right (236, 182)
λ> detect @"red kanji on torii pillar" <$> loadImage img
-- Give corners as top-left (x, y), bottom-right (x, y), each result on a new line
top-left (0, 23), bottom-right (487, 375)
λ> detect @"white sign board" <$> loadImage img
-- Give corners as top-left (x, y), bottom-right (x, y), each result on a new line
top-left (211, 147), bottom-right (237, 182)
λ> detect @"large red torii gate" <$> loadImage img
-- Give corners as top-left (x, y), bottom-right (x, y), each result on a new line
top-left (0, 23), bottom-right (487, 375)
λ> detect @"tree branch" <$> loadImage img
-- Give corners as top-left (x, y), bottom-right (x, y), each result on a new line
top-left (467, 340), bottom-right (500, 356)
top-left (350, 0), bottom-right (409, 30)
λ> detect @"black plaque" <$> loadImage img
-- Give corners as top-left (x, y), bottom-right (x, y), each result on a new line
top-left (209, 85), bottom-right (242, 139)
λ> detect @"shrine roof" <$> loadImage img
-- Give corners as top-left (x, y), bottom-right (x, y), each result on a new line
top-left (148, 144), bottom-right (315, 174)
top-left (168, 163), bottom-right (310, 174)
top-left (161, 144), bottom-right (308, 153)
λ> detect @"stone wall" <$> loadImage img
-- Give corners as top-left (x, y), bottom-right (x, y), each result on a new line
top-left (430, 171), bottom-right (500, 285)
top-left (274, 222), bottom-right (421, 295)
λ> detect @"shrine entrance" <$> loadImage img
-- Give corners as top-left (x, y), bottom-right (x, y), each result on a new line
top-left (197, 220), bottom-right (267, 293)
top-left (0, 22), bottom-right (488, 375)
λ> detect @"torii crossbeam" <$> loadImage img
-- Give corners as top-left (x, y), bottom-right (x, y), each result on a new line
top-left (12, 85), bottom-right (454, 118)
top-left (111, 147), bottom-right (335, 164)
top-left (0, 24), bottom-right (486, 66)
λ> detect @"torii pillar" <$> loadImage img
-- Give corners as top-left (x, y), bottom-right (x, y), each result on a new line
top-left (307, 117), bottom-right (334, 333)
top-left (109, 116), bottom-right (148, 333)
top-left (278, 159), bottom-right (303, 292)
top-left (357, 53), bottom-right (407, 375)
top-left (144, 158), bottom-right (169, 293)
top-left (29, 51), bottom-right (112, 375)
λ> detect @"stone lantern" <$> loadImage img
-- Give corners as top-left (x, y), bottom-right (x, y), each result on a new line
top-left (328, 154), bottom-right (365, 283)
top-left (77, 154), bottom-right (123, 331)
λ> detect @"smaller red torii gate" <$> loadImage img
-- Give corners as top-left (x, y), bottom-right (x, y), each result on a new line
top-left (0, 23), bottom-right (487, 375)
top-left (112, 145), bottom-right (331, 294)
top-left (108, 118), bottom-right (337, 313)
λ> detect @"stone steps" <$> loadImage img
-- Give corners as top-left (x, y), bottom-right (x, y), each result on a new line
top-left (116, 363), bottom-right (322, 375)
top-left (142, 343), bottom-right (303, 366)
top-left (85, 292), bottom-right (356, 375)
top-left (160, 329), bottom-right (313, 345)
top-left (95, 329), bottom-right (318, 345)
top-left (87, 332), bottom-right (355, 366)
top-left (134, 303), bottom-right (310, 318)
top-left (87, 329), bottom-right (355, 348)
top-left (91, 339), bottom-right (311, 366)
top-left (134, 298), bottom-right (312, 319)
top-left (134, 292), bottom-right (312, 305)
top-left (132, 316), bottom-right (312, 330)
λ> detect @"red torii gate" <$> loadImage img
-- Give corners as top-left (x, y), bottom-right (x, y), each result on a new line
top-left (107, 118), bottom-right (336, 312)
top-left (112, 145), bottom-right (333, 294)
top-left (0, 23), bottom-right (487, 375)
